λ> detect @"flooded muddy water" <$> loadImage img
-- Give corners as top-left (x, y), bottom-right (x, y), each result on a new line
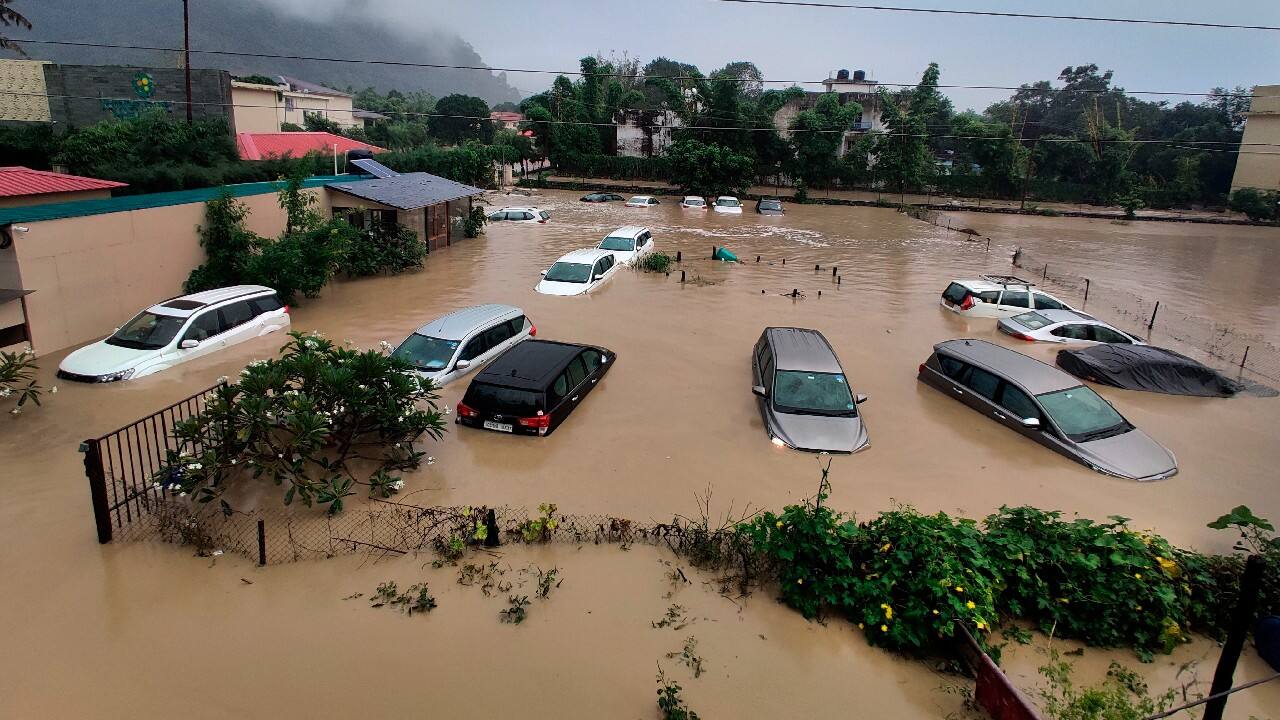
top-left (3, 189), bottom-right (1278, 717)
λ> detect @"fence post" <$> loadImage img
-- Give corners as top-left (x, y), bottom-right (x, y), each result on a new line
top-left (1084, 278), bottom-right (1090, 305)
top-left (675, 251), bottom-right (682, 263)
top-left (1240, 346), bottom-right (1250, 369)
top-left (832, 266), bottom-right (838, 278)
top-left (484, 509), bottom-right (500, 548)
top-left (1042, 264), bottom-right (1048, 282)
top-left (1204, 554), bottom-right (1266, 720)
top-left (986, 238), bottom-right (990, 252)
top-left (1148, 301), bottom-right (1161, 331)
top-left (257, 518), bottom-right (266, 566)
top-left (83, 438), bottom-right (113, 544)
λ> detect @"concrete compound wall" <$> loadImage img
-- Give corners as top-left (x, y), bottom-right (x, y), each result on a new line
top-left (11, 187), bottom-right (327, 355)
top-left (42, 64), bottom-right (234, 130)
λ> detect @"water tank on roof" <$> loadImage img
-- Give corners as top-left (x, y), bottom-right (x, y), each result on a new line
top-left (853, 70), bottom-right (866, 82)
top-left (836, 69), bottom-right (850, 81)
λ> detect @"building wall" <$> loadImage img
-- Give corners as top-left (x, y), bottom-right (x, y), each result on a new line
top-left (773, 86), bottom-right (885, 158)
top-left (10, 187), bottom-right (327, 355)
top-left (1231, 85), bottom-right (1280, 192)
top-left (231, 83), bottom-right (285, 133)
top-left (0, 60), bottom-right (52, 123)
top-left (282, 92), bottom-right (357, 129)
top-left (41, 64), bottom-right (234, 131)
top-left (615, 110), bottom-right (681, 157)
top-left (0, 189), bottom-right (113, 209)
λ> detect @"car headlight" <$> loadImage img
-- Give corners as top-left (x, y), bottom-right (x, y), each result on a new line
top-left (98, 368), bottom-right (136, 383)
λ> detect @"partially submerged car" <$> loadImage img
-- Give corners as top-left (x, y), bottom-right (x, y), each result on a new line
top-left (751, 327), bottom-right (869, 453)
top-left (488, 206), bottom-right (550, 223)
top-left (713, 196), bottom-right (743, 214)
top-left (58, 285), bottom-right (289, 383)
top-left (680, 196), bottom-right (707, 209)
top-left (457, 339), bottom-right (615, 436)
top-left (755, 197), bottom-right (784, 215)
top-left (918, 339), bottom-right (1177, 480)
top-left (940, 276), bottom-right (1073, 318)
top-left (536, 248), bottom-right (621, 296)
top-left (624, 195), bottom-right (660, 207)
top-left (391, 304), bottom-right (534, 387)
top-left (596, 226), bottom-right (654, 266)
top-left (581, 192), bottom-right (625, 203)
top-left (998, 309), bottom-right (1143, 345)
top-left (1057, 344), bottom-right (1248, 398)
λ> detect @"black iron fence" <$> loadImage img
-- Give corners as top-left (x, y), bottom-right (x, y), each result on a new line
top-left (82, 381), bottom-right (226, 543)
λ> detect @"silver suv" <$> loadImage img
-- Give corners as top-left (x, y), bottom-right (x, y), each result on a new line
top-left (918, 339), bottom-right (1176, 480)
top-left (751, 327), bottom-right (869, 453)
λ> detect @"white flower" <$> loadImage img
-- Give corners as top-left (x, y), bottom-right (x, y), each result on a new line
top-left (229, 459), bottom-right (237, 465)
top-left (9, 407), bottom-right (19, 415)
top-left (179, 492), bottom-right (187, 497)
top-left (153, 482), bottom-right (162, 489)
top-left (391, 480), bottom-right (405, 491)
top-left (277, 453), bottom-right (284, 459)
top-left (187, 462), bottom-right (203, 471)
top-left (49, 386), bottom-right (58, 394)
top-left (379, 340), bottom-right (394, 352)
top-left (216, 376), bottom-right (228, 384)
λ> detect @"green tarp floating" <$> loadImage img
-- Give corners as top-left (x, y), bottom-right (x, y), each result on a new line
top-left (714, 246), bottom-right (739, 262)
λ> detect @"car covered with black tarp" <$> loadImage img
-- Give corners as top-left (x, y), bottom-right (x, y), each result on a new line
top-left (1055, 344), bottom-right (1243, 397)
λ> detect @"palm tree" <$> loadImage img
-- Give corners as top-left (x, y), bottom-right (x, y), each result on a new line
top-left (0, 1), bottom-right (32, 56)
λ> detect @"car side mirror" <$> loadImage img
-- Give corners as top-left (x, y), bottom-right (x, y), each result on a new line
top-left (180, 339), bottom-right (199, 349)
top-left (855, 394), bottom-right (869, 404)
top-left (455, 359), bottom-right (471, 370)
top-left (593, 274), bottom-right (603, 282)
top-left (1022, 417), bottom-right (1041, 429)
top-left (752, 384), bottom-right (768, 398)
top-left (540, 270), bottom-right (547, 276)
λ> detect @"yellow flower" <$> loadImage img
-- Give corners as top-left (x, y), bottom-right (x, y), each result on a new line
top-left (966, 600), bottom-right (976, 610)
top-left (1135, 605), bottom-right (1143, 611)
top-left (1057, 597), bottom-right (1070, 604)
top-left (880, 543), bottom-right (892, 553)
top-left (932, 609), bottom-right (940, 616)
top-left (776, 520), bottom-right (783, 529)
top-left (880, 624), bottom-right (888, 632)
top-left (976, 621), bottom-right (986, 630)
top-left (797, 578), bottom-right (804, 585)
top-left (1134, 573), bottom-right (1142, 580)
top-left (858, 623), bottom-right (864, 629)
top-left (885, 607), bottom-right (893, 620)
top-left (1156, 556), bottom-right (1180, 577)
top-left (955, 586), bottom-right (965, 593)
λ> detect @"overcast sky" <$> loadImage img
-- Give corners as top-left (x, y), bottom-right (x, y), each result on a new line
top-left (278, 0), bottom-right (1278, 110)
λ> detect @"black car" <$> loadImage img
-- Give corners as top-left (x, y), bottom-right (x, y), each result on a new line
top-left (581, 192), bottom-right (625, 203)
top-left (456, 340), bottom-right (616, 436)
top-left (755, 197), bottom-right (784, 215)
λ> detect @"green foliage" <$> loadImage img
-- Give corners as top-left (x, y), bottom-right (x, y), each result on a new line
top-left (302, 112), bottom-right (343, 134)
top-left (154, 331), bottom-right (446, 514)
top-left (378, 143), bottom-right (496, 187)
top-left (637, 252), bottom-right (674, 273)
top-left (1229, 188), bottom-right (1280, 222)
top-left (519, 503), bottom-right (560, 542)
top-left (341, 223), bottom-right (427, 277)
top-left (873, 65), bottom-right (938, 192)
top-left (463, 207), bottom-right (487, 238)
top-left (184, 191), bottom-right (260, 293)
top-left (233, 74), bottom-right (280, 87)
top-left (428, 94), bottom-right (494, 144)
top-left (279, 122), bottom-right (303, 132)
top-left (667, 139), bottom-right (755, 197)
top-left (1037, 654), bottom-right (1174, 720)
top-left (500, 595), bottom-right (531, 624)
top-left (246, 217), bottom-right (353, 303)
top-left (535, 566), bottom-right (561, 599)
top-left (0, 346), bottom-right (46, 416)
top-left (788, 93), bottom-right (862, 188)
top-left (369, 580), bottom-right (437, 615)
top-left (656, 670), bottom-right (701, 720)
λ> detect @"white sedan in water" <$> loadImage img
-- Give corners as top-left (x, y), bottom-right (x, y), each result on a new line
top-left (596, 226), bottom-right (654, 266)
top-left (536, 248), bottom-right (622, 296)
top-left (680, 196), bottom-right (707, 209)
top-left (998, 309), bottom-right (1145, 345)
top-left (713, 196), bottom-right (743, 214)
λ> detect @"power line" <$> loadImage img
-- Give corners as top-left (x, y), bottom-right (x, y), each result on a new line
top-left (709, 0), bottom-right (1280, 31)
top-left (6, 89), bottom-right (1278, 153)
top-left (9, 38), bottom-right (1270, 100)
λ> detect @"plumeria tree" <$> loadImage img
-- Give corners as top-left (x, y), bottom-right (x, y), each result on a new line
top-left (156, 331), bottom-right (446, 514)
top-left (1, 346), bottom-right (52, 416)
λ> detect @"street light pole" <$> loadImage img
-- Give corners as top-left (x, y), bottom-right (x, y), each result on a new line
top-left (183, 0), bottom-right (193, 123)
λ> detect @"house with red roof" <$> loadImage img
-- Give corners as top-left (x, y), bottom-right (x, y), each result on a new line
top-left (235, 132), bottom-right (385, 161)
top-left (0, 167), bottom-right (127, 208)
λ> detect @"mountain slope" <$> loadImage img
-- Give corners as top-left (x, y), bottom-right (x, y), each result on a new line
top-left (4, 0), bottom-right (522, 103)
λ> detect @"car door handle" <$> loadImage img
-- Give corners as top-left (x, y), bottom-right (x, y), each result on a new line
top-left (571, 395), bottom-right (579, 402)
top-left (993, 411), bottom-right (1007, 420)
top-left (951, 387), bottom-right (964, 395)
top-left (591, 378), bottom-right (598, 384)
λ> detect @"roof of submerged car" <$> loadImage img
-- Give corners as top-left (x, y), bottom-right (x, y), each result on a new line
top-left (148, 285), bottom-right (275, 317)
top-left (605, 225), bottom-right (647, 239)
top-left (1018, 309), bottom-right (1097, 323)
top-left (474, 340), bottom-right (591, 390)
top-left (413, 304), bottom-right (520, 341)
top-left (766, 327), bottom-right (843, 373)
top-left (553, 247), bottom-right (614, 265)
top-left (935, 339), bottom-right (1079, 395)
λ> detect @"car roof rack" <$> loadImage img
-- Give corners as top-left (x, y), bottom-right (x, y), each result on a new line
top-left (980, 274), bottom-right (1036, 287)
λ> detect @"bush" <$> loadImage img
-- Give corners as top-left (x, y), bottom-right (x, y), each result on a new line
top-left (637, 252), bottom-right (674, 273)
top-left (156, 331), bottom-right (446, 514)
top-left (247, 219), bottom-right (352, 303)
top-left (463, 207), bottom-right (487, 238)
top-left (1, 347), bottom-right (46, 417)
top-left (342, 224), bottom-right (427, 277)
top-left (1229, 187), bottom-right (1280, 222)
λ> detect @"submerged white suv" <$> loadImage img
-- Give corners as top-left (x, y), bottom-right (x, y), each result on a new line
top-left (596, 226), bottom-right (654, 265)
top-left (940, 276), bottom-right (1074, 319)
top-left (57, 285), bottom-right (290, 382)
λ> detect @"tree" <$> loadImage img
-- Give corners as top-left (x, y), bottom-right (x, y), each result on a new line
top-left (950, 113), bottom-right (1024, 198)
top-left (872, 63), bottom-right (943, 192)
top-left (1206, 86), bottom-right (1251, 131)
top-left (0, 0), bottom-right (31, 55)
top-left (303, 112), bottom-right (343, 134)
top-left (428, 94), bottom-right (493, 144)
top-left (788, 93), bottom-right (861, 188)
top-left (1229, 188), bottom-right (1279, 222)
top-left (666, 139), bottom-right (755, 197)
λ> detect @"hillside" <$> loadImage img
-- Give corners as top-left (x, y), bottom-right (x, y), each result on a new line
top-left (3, 0), bottom-right (522, 103)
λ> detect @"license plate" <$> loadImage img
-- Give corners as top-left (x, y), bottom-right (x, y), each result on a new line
top-left (483, 420), bottom-right (513, 433)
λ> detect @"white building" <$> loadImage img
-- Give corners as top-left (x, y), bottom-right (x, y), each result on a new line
top-left (230, 75), bottom-right (360, 133)
top-left (614, 109), bottom-right (683, 157)
top-left (773, 68), bottom-right (885, 156)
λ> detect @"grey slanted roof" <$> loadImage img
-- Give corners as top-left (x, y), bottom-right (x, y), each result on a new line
top-left (326, 173), bottom-right (484, 210)
top-left (279, 75), bottom-right (351, 97)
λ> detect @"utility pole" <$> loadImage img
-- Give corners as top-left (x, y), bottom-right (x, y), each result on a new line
top-left (183, 0), bottom-right (193, 123)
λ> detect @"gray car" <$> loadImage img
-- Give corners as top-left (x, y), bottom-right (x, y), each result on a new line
top-left (918, 339), bottom-right (1177, 481)
top-left (751, 327), bottom-right (869, 453)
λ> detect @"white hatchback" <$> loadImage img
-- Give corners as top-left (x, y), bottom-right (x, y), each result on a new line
top-left (624, 195), bottom-right (660, 208)
top-left (940, 276), bottom-right (1074, 319)
top-left (536, 248), bottom-right (622, 296)
top-left (57, 285), bottom-right (290, 383)
top-left (488, 206), bottom-right (550, 223)
top-left (392, 304), bottom-right (535, 387)
top-left (680, 196), bottom-right (707, 209)
top-left (713, 196), bottom-right (743, 214)
top-left (597, 226), bottom-right (655, 265)
top-left (998, 309), bottom-right (1144, 345)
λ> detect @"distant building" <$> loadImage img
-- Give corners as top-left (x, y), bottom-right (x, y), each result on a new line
top-left (1231, 84), bottom-right (1280, 192)
top-left (235, 131), bottom-right (384, 161)
top-left (0, 167), bottom-right (126, 208)
top-left (353, 109), bottom-right (389, 129)
top-left (614, 109), bottom-right (683, 158)
top-left (489, 111), bottom-right (524, 130)
top-left (0, 60), bottom-right (233, 130)
top-left (327, 173), bottom-right (484, 253)
top-left (773, 68), bottom-right (886, 157)
top-left (230, 75), bottom-right (362, 133)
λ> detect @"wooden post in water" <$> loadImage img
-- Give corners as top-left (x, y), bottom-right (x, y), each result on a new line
top-left (680, 270), bottom-right (686, 284)
top-left (1203, 554), bottom-right (1266, 720)
top-left (1148, 301), bottom-right (1161, 331)
top-left (1241, 346), bottom-right (1250, 369)
top-left (676, 251), bottom-right (682, 263)
top-left (257, 519), bottom-right (266, 566)
top-left (1083, 278), bottom-right (1090, 304)
top-left (1042, 264), bottom-right (1048, 282)
top-left (832, 266), bottom-right (838, 278)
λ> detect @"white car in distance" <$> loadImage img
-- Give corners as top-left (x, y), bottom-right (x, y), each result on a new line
top-left (57, 285), bottom-right (290, 383)
top-left (536, 248), bottom-right (622, 296)
top-left (392, 304), bottom-right (535, 387)
top-left (488, 206), bottom-right (550, 224)
top-left (713, 196), bottom-right (743, 214)
top-left (597, 226), bottom-right (655, 266)
top-left (680, 196), bottom-right (707, 209)
top-left (624, 195), bottom-right (660, 208)
top-left (998, 309), bottom-right (1144, 345)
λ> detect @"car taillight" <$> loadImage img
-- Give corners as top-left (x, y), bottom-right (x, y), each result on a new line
top-left (457, 401), bottom-right (477, 418)
top-left (283, 305), bottom-right (290, 315)
top-left (538, 219), bottom-right (548, 224)
top-left (918, 363), bottom-right (927, 375)
top-left (528, 323), bottom-right (537, 337)
top-left (960, 294), bottom-right (976, 311)
top-left (517, 414), bottom-right (550, 429)
top-left (1014, 332), bottom-right (1035, 342)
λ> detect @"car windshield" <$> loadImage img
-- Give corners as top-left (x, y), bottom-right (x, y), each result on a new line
top-left (684, 198), bottom-right (704, 205)
top-left (463, 382), bottom-right (541, 416)
top-left (544, 262), bottom-right (592, 283)
top-left (1036, 386), bottom-right (1131, 442)
top-left (772, 370), bottom-right (856, 416)
top-left (628, 197), bottom-right (649, 203)
top-left (716, 198), bottom-right (740, 207)
top-left (393, 334), bottom-right (460, 372)
top-left (599, 236), bottom-right (635, 252)
top-left (759, 200), bottom-right (782, 210)
top-left (1013, 312), bottom-right (1054, 330)
top-left (105, 311), bottom-right (186, 350)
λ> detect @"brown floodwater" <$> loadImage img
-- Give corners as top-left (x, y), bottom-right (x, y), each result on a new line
top-left (3, 189), bottom-right (1278, 717)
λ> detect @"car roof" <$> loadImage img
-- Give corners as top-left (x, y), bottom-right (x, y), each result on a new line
top-left (413, 304), bottom-right (521, 340)
top-left (1021, 309), bottom-right (1097, 323)
top-left (495, 206), bottom-right (542, 212)
top-left (952, 278), bottom-right (1046, 293)
top-left (148, 285), bottom-right (275, 317)
top-left (682, 196), bottom-right (704, 200)
top-left (716, 196), bottom-right (739, 200)
top-left (765, 327), bottom-right (843, 373)
top-left (474, 339), bottom-right (590, 390)
top-left (628, 195), bottom-right (653, 199)
top-left (934, 339), bottom-right (1079, 395)
top-left (605, 225), bottom-right (648, 239)
top-left (553, 248), bottom-right (614, 264)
